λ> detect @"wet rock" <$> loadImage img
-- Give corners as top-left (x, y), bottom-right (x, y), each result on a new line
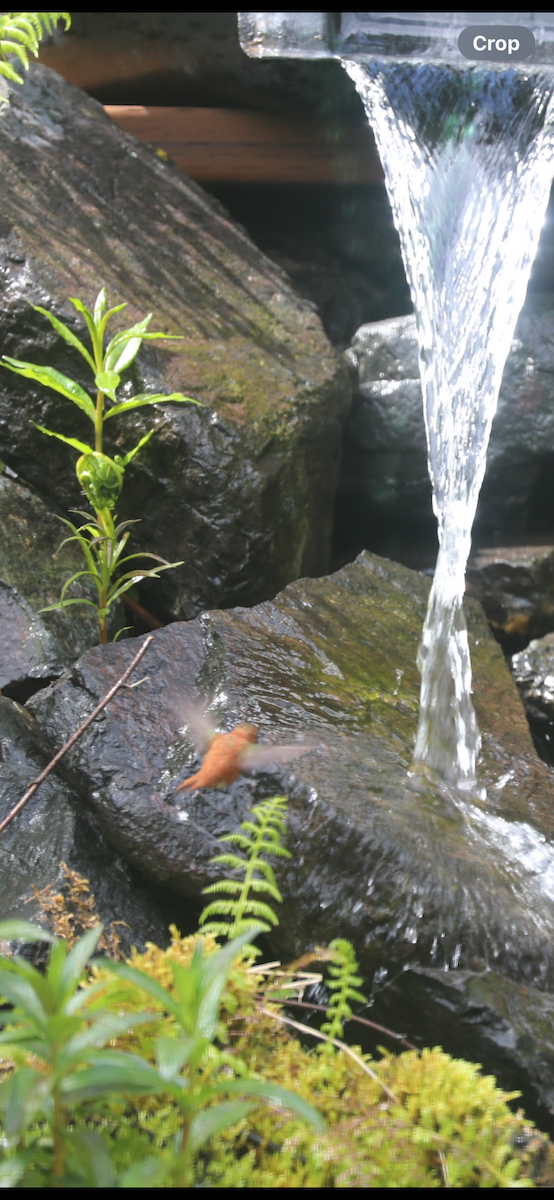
top-left (218, 183), bottom-right (411, 349)
top-left (0, 473), bottom-right (109, 697)
top-left (28, 551), bottom-right (554, 998)
top-left (0, 696), bottom-right (183, 953)
top-left (338, 296), bottom-right (554, 560)
top-left (512, 633), bottom-right (554, 765)
top-left (0, 581), bottom-right (63, 697)
top-left (466, 544), bottom-right (554, 643)
top-left (367, 966), bottom-right (554, 1131)
top-left (0, 64), bottom-right (349, 622)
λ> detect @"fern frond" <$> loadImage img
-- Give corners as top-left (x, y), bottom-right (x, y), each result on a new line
top-left (199, 900), bottom-right (247, 922)
top-left (205, 854), bottom-right (249, 874)
top-left (320, 939), bottom-right (367, 1053)
top-left (0, 13), bottom-right (71, 89)
top-left (216, 833), bottom-right (256, 853)
top-left (242, 878), bottom-right (283, 900)
top-left (198, 795), bottom-right (290, 951)
top-left (200, 881), bottom-right (244, 897)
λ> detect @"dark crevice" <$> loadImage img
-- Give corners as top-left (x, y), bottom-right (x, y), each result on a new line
top-left (2, 675), bottom-right (59, 705)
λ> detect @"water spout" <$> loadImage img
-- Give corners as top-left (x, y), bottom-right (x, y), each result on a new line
top-left (346, 61), bottom-right (554, 787)
top-left (239, 14), bottom-right (554, 789)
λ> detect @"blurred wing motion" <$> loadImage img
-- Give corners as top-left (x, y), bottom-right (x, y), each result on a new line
top-left (178, 699), bottom-right (217, 753)
top-left (239, 742), bottom-right (320, 771)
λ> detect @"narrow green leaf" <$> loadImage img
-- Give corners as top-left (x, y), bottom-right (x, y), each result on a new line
top-left (155, 1035), bottom-right (197, 1080)
top-left (188, 1101), bottom-right (254, 1152)
top-left (0, 1156), bottom-right (25, 1188)
top-left (106, 335), bottom-right (142, 374)
top-left (30, 304), bottom-right (96, 370)
top-left (38, 597), bottom-right (98, 614)
top-left (1, 358), bottom-right (95, 418)
top-left (61, 1052), bottom-right (164, 1101)
top-left (67, 1129), bottom-right (116, 1189)
top-left (104, 314), bottom-right (152, 357)
top-left (95, 369), bottom-right (120, 401)
top-left (0, 920), bottom-right (53, 945)
top-left (114, 429), bottom-right (154, 468)
top-left (62, 925), bottom-right (104, 995)
top-left (63, 1010), bottom-right (156, 1057)
top-left (69, 297), bottom-right (97, 347)
top-left (31, 424), bottom-right (92, 454)
top-left (0, 1067), bottom-right (44, 1139)
top-left (101, 960), bottom-right (181, 1018)
top-left (195, 928), bottom-right (264, 1040)
top-left (0, 971), bottom-right (48, 1028)
top-left (206, 1079), bottom-right (325, 1131)
top-left (104, 392), bottom-right (201, 418)
top-left (45, 937), bottom-right (68, 1000)
top-left (93, 287), bottom-right (107, 324)
top-left (119, 1157), bottom-right (171, 1188)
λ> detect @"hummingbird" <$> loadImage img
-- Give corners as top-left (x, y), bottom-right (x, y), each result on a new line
top-left (173, 703), bottom-right (318, 793)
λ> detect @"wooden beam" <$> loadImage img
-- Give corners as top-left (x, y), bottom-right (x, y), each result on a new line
top-left (103, 106), bottom-right (384, 185)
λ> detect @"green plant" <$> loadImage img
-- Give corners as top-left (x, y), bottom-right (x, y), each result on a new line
top-left (198, 795), bottom-right (290, 957)
top-left (320, 938), bottom-right (367, 1052)
top-left (0, 919), bottom-right (323, 1188)
top-left (2, 288), bottom-right (200, 642)
top-left (0, 13), bottom-right (70, 93)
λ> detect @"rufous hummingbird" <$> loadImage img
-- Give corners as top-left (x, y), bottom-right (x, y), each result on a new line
top-left (173, 703), bottom-right (318, 792)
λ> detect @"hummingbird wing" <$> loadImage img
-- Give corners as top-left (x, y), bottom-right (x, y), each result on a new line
top-left (239, 742), bottom-right (320, 771)
top-left (178, 699), bottom-right (217, 752)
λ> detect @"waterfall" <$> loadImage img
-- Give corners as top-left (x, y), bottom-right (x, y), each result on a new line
top-left (344, 61), bottom-right (554, 788)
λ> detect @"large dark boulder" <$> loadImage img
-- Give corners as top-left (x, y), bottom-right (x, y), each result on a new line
top-left (0, 63), bottom-right (349, 621)
top-left (28, 551), bottom-right (554, 987)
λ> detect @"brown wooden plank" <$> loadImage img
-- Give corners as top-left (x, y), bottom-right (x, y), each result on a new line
top-left (103, 105), bottom-right (384, 184)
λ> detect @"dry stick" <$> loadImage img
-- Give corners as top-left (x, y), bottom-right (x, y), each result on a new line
top-left (261, 1007), bottom-right (398, 1103)
top-left (277, 998), bottom-right (418, 1053)
top-left (0, 634), bottom-right (154, 836)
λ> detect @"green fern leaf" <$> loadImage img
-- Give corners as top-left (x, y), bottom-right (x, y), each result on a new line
top-left (0, 13), bottom-right (70, 91)
top-left (198, 796), bottom-right (289, 950)
top-left (320, 939), bottom-right (367, 1051)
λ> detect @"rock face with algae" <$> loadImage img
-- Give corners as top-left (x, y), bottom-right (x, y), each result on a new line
top-left (28, 551), bottom-right (554, 984)
top-left (0, 64), bottom-right (349, 620)
top-left (26, 549), bottom-right (554, 1113)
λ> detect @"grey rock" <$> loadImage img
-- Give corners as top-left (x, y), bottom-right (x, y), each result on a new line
top-left (0, 63), bottom-right (349, 622)
top-left (340, 295), bottom-right (554, 552)
top-left (0, 580), bottom-right (62, 693)
top-left (0, 695), bottom-right (183, 953)
top-left (0, 473), bottom-right (112, 695)
top-left (466, 544), bottom-right (554, 642)
top-left (27, 551), bottom-right (554, 997)
top-left (368, 965), bottom-right (554, 1126)
top-left (512, 632), bottom-right (554, 764)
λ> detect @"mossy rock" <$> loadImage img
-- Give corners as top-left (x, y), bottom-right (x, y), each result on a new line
top-left (0, 64), bottom-right (349, 620)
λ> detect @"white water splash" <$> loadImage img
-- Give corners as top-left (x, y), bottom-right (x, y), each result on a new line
top-left (345, 61), bottom-right (554, 787)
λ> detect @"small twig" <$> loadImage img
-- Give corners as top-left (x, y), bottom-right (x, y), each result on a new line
top-left (122, 592), bottom-right (164, 629)
top-left (0, 635), bottom-right (154, 836)
top-left (261, 1007), bottom-right (398, 1103)
top-left (277, 998), bottom-right (418, 1052)
top-left (438, 1149), bottom-right (450, 1187)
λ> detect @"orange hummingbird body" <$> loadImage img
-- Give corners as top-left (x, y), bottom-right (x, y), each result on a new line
top-left (174, 723), bottom-right (258, 792)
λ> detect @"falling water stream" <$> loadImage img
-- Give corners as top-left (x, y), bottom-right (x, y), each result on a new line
top-left (344, 61), bottom-right (554, 790)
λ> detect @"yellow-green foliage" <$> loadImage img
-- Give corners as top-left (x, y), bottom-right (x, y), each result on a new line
top-left (85, 927), bottom-right (551, 1188)
top-left (7, 850), bottom-right (554, 1187)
